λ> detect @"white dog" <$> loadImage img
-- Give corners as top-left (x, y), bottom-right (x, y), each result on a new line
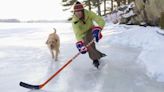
top-left (46, 28), bottom-right (60, 61)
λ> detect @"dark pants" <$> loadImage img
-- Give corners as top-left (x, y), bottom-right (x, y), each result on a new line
top-left (83, 31), bottom-right (105, 60)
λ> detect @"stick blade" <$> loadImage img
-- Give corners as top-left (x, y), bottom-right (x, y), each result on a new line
top-left (19, 82), bottom-right (40, 89)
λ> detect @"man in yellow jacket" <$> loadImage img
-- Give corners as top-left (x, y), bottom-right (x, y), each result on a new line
top-left (72, 1), bottom-right (106, 68)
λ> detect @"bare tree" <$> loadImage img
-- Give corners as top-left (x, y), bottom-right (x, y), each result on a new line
top-left (111, 0), bottom-right (113, 11)
top-left (104, 0), bottom-right (107, 15)
top-left (97, 0), bottom-right (101, 16)
top-left (115, 0), bottom-right (121, 7)
top-left (128, 0), bottom-right (134, 4)
top-left (88, 0), bottom-right (91, 10)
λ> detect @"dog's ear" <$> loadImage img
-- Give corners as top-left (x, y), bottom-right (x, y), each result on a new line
top-left (53, 28), bottom-right (56, 33)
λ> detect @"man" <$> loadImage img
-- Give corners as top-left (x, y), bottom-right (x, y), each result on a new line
top-left (72, 1), bottom-right (106, 68)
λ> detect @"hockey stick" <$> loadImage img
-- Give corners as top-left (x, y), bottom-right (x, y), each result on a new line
top-left (20, 39), bottom-right (95, 89)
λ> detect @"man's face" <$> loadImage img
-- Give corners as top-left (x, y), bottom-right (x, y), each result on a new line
top-left (74, 10), bottom-right (83, 19)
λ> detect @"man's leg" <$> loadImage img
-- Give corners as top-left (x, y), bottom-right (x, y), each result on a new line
top-left (83, 31), bottom-right (106, 68)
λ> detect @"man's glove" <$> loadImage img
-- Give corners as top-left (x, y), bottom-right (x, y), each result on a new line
top-left (92, 26), bottom-right (102, 42)
top-left (76, 41), bottom-right (88, 54)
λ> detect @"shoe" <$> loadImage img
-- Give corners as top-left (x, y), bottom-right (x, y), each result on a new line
top-left (101, 53), bottom-right (106, 57)
top-left (93, 60), bottom-right (100, 69)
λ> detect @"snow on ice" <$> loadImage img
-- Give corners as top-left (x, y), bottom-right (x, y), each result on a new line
top-left (0, 22), bottom-right (164, 92)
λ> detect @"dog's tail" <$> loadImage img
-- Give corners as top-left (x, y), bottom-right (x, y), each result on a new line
top-left (53, 28), bottom-right (56, 33)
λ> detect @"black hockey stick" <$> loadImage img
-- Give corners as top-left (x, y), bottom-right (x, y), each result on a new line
top-left (20, 82), bottom-right (40, 89)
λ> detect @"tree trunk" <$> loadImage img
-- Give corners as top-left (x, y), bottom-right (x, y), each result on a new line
top-left (122, 0), bottom-right (126, 4)
top-left (104, 0), bottom-right (106, 15)
top-left (111, 0), bottom-right (113, 11)
top-left (117, 0), bottom-right (121, 7)
top-left (160, 12), bottom-right (164, 29)
top-left (128, 0), bottom-right (134, 4)
top-left (88, 0), bottom-right (91, 11)
top-left (97, 0), bottom-right (101, 16)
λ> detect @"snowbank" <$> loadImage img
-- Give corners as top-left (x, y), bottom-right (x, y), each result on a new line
top-left (104, 22), bottom-right (164, 82)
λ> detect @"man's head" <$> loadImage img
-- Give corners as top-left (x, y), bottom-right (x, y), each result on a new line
top-left (74, 1), bottom-right (84, 19)
top-left (74, 1), bottom-right (84, 12)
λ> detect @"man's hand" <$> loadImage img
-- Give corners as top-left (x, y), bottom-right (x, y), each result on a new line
top-left (92, 26), bottom-right (102, 42)
top-left (76, 41), bottom-right (87, 54)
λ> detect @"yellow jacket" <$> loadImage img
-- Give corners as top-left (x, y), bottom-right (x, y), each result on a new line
top-left (72, 9), bottom-right (105, 41)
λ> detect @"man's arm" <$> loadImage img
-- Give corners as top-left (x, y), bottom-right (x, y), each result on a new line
top-left (89, 10), bottom-right (105, 29)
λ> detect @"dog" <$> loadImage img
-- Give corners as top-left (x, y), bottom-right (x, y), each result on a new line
top-left (46, 28), bottom-right (60, 61)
